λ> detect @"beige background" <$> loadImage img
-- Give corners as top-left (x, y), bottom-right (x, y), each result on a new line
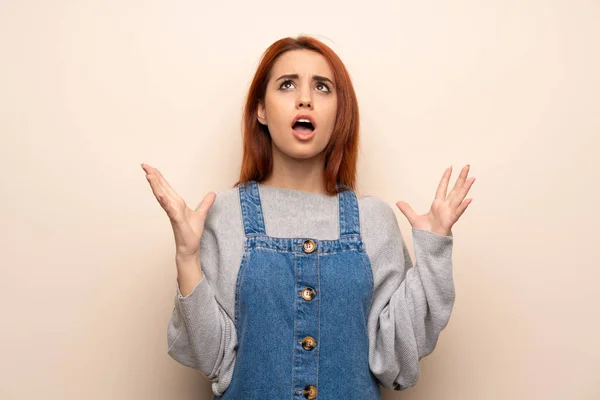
top-left (1, 1), bottom-right (599, 399)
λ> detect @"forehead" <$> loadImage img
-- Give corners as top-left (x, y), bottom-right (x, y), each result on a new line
top-left (270, 50), bottom-right (334, 81)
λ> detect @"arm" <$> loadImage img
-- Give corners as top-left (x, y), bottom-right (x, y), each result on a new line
top-left (167, 200), bottom-right (238, 396)
top-left (365, 199), bottom-right (455, 391)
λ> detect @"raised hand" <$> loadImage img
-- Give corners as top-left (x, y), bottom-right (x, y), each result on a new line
top-left (395, 164), bottom-right (475, 236)
top-left (141, 163), bottom-right (216, 257)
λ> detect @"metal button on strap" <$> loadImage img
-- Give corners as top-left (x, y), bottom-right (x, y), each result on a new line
top-left (302, 239), bottom-right (316, 253)
top-left (301, 287), bottom-right (316, 301)
top-left (303, 385), bottom-right (318, 399)
top-left (301, 336), bottom-right (316, 351)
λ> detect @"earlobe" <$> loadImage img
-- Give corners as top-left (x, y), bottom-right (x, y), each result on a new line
top-left (257, 102), bottom-right (267, 125)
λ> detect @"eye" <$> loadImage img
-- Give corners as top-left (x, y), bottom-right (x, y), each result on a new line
top-left (316, 82), bottom-right (330, 93)
top-left (279, 80), bottom-right (295, 90)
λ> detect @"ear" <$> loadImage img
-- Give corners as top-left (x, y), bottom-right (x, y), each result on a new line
top-left (257, 101), bottom-right (267, 125)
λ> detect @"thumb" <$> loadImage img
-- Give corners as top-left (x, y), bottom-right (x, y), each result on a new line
top-left (193, 192), bottom-right (217, 219)
top-left (395, 200), bottom-right (417, 226)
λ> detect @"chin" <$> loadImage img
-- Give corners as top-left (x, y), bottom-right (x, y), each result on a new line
top-left (288, 150), bottom-right (320, 160)
top-left (281, 145), bottom-right (324, 160)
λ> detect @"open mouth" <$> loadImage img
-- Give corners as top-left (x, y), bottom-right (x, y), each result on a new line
top-left (292, 120), bottom-right (315, 133)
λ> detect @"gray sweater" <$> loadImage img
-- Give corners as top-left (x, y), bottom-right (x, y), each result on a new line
top-left (167, 183), bottom-right (455, 396)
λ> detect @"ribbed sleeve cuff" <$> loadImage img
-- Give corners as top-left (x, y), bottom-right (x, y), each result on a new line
top-left (412, 227), bottom-right (453, 246)
top-left (172, 274), bottom-right (223, 377)
top-left (176, 274), bottom-right (213, 304)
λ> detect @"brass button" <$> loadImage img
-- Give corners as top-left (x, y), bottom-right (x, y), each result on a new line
top-left (301, 336), bottom-right (316, 350)
top-left (302, 239), bottom-right (316, 253)
top-left (301, 287), bottom-right (316, 301)
top-left (303, 385), bottom-right (318, 399)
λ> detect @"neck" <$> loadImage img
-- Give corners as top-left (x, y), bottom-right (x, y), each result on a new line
top-left (261, 145), bottom-right (328, 195)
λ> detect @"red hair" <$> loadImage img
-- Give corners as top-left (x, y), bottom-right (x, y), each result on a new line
top-left (233, 35), bottom-right (360, 196)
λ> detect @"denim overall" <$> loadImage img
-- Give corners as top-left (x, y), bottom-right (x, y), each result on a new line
top-left (215, 180), bottom-right (381, 399)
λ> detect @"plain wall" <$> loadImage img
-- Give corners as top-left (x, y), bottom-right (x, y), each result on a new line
top-left (1, 1), bottom-right (598, 399)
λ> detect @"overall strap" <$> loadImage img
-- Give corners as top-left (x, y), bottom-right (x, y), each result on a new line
top-left (337, 183), bottom-right (360, 238)
top-left (238, 180), bottom-right (267, 236)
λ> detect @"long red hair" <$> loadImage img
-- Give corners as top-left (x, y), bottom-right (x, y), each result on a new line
top-left (233, 35), bottom-right (360, 196)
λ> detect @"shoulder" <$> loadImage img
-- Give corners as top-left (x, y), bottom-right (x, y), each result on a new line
top-left (207, 186), bottom-right (240, 213)
top-left (195, 186), bottom-right (241, 229)
top-left (356, 193), bottom-right (406, 266)
top-left (356, 193), bottom-right (405, 249)
top-left (357, 194), bottom-right (400, 231)
top-left (195, 186), bottom-right (246, 262)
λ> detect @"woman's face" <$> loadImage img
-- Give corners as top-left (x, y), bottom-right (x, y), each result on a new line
top-left (257, 50), bottom-right (338, 160)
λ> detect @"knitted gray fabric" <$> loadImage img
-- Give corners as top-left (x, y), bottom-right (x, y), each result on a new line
top-left (167, 183), bottom-right (454, 396)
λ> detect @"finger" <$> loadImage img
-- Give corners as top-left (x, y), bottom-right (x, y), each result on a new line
top-left (143, 165), bottom-right (165, 196)
top-left (396, 200), bottom-right (418, 226)
top-left (435, 166), bottom-right (452, 201)
top-left (141, 163), bottom-right (155, 178)
top-left (146, 173), bottom-right (168, 205)
top-left (450, 176), bottom-right (476, 209)
top-left (455, 198), bottom-right (473, 219)
top-left (142, 163), bottom-right (157, 182)
top-left (149, 168), bottom-right (184, 214)
top-left (141, 163), bottom-right (159, 176)
top-left (449, 164), bottom-right (470, 198)
top-left (143, 166), bottom-right (174, 206)
top-left (153, 167), bottom-right (179, 200)
top-left (449, 164), bottom-right (470, 194)
top-left (194, 192), bottom-right (217, 217)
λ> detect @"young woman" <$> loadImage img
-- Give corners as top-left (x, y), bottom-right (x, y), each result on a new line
top-left (142, 35), bottom-right (474, 400)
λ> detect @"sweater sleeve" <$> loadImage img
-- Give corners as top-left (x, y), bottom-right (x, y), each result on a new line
top-left (364, 197), bottom-right (455, 391)
top-left (166, 196), bottom-right (238, 396)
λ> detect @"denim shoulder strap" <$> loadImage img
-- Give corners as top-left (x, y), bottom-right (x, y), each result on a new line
top-left (238, 180), bottom-right (266, 236)
top-left (337, 183), bottom-right (360, 238)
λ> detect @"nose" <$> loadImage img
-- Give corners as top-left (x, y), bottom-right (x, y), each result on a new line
top-left (296, 86), bottom-right (312, 109)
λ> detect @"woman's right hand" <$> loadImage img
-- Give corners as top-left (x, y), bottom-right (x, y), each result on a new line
top-left (141, 163), bottom-right (216, 258)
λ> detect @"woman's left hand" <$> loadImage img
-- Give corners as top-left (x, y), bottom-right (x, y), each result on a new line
top-left (395, 164), bottom-right (475, 236)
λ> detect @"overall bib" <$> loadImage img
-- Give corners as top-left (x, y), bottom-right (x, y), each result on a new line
top-left (215, 180), bottom-right (381, 399)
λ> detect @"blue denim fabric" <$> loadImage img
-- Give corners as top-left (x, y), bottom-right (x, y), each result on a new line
top-left (214, 180), bottom-right (381, 399)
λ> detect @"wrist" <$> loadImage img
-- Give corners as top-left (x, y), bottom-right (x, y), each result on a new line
top-left (175, 251), bottom-right (199, 262)
top-left (175, 252), bottom-right (201, 273)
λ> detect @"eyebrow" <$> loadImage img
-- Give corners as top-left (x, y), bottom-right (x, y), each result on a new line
top-left (275, 73), bottom-right (335, 87)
